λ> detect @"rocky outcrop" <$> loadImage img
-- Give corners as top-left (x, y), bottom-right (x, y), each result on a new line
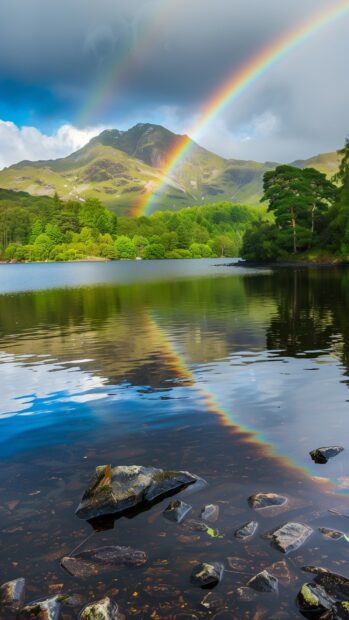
top-left (0, 578), bottom-right (25, 611)
top-left (79, 597), bottom-right (124, 620)
top-left (76, 465), bottom-right (201, 520)
top-left (310, 446), bottom-right (344, 464)
top-left (61, 545), bottom-right (147, 577)
top-left (190, 562), bottom-right (224, 588)
top-left (272, 522), bottom-right (313, 554)
top-left (297, 582), bottom-right (334, 617)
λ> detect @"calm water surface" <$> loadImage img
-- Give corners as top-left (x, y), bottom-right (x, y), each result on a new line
top-left (1, 259), bottom-right (349, 619)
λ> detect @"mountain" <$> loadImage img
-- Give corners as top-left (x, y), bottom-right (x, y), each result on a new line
top-left (0, 123), bottom-right (341, 215)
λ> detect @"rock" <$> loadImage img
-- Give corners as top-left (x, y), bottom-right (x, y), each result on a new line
top-left (200, 591), bottom-right (224, 612)
top-left (310, 447), bottom-right (344, 464)
top-left (163, 499), bottom-right (192, 523)
top-left (0, 577), bottom-right (25, 611)
top-left (247, 570), bottom-right (278, 593)
top-left (20, 596), bottom-right (61, 620)
top-left (190, 562), bottom-right (224, 588)
top-left (234, 520), bottom-right (258, 541)
top-left (236, 587), bottom-right (258, 603)
top-left (79, 597), bottom-right (124, 620)
top-left (302, 566), bottom-right (329, 575)
top-left (61, 545), bottom-right (147, 577)
top-left (297, 583), bottom-right (334, 617)
top-left (76, 464), bottom-right (200, 520)
top-left (248, 492), bottom-right (287, 511)
top-left (272, 522), bottom-right (313, 554)
top-left (200, 504), bottom-right (220, 523)
top-left (320, 527), bottom-right (345, 540)
top-left (180, 518), bottom-right (208, 532)
top-left (314, 571), bottom-right (349, 601)
top-left (322, 601), bottom-right (349, 619)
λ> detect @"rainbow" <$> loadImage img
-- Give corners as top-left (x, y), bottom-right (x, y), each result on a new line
top-left (78, 1), bottom-right (179, 127)
top-left (146, 314), bottom-right (328, 486)
top-left (134, 0), bottom-right (349, 217)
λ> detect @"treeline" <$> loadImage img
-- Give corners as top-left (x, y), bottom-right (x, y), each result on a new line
top-left (241, 138), bottom-right (349, 261)
top-left (0, 190), bottom-right (261, 261)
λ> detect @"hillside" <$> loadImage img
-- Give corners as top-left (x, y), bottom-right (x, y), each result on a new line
top-left (0, 123), bottom-right (341, 215)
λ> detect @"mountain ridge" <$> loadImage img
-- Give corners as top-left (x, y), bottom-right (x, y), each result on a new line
top-left (0, 123), bottom-right (341, 215)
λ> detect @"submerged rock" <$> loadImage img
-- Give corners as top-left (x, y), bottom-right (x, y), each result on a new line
top-left (200, 591), bottom-right (224, 612)
top-left (234, 520), bottom-right (258, 541)
top-left (180, 518), bottom-right (208, 532)
top-left (248, 492), bottom-right (287, 511)
top-left (310, 447), bottom-right (344, 464)
top-left (247, 570), bottom-right (278, 593)
top-left (76, 464), bottom-right (200, 520)
top-left (272, 522), bottom-right (313, 554)
top-left (320, 527), bottom-right (345, 540)
top-left (79, 597), bottom-right (124, 620)
top-left (200, 504), bottom-right (220, 523)
top-left (0, 577), bottom-right (25, 611)
top-left (297, 582), bottom-right (334, 617)
top-left (163, 499), bottom-right (192, 523)
top-left (61, 545), bottom-right (147, 577)
top-left (190, 562), bottom-right (224, 589)
top-left (21, 596), bottom-right (61, 620)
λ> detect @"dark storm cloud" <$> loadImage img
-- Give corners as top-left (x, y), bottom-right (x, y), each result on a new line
top-left (0, 0), bottom-right (348, 160)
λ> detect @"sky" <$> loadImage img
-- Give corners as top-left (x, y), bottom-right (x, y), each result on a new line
top-left (0, 0), bottom-right (348, 168)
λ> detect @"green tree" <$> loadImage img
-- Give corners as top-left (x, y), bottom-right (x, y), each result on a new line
top-left (143, 243), bottom-right (165, 259)
top-left (114, 235), bottom-right (136, 259)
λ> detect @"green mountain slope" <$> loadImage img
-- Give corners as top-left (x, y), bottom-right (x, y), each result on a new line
top-left (0, 123), bottom-right (341, 215)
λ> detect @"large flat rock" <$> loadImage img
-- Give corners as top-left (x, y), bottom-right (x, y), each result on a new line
top-left (272, 522), bottom-right (313, 554)
top-left (61, 545), bottom-right (147, 577)
top-left (76, 464), bottom-right (201, 520)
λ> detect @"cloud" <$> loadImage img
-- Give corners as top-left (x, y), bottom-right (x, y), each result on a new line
top-left (0, 0), bottom-right (348, 160)
top-left (0, 121), bottom-right (107, 169)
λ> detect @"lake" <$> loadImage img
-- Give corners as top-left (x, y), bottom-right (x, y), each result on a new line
top-left (1, 259), bottom-right (349, 619)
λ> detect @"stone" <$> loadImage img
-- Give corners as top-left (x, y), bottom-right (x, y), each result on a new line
top-left (180, 518), bottom-right (208, 532)
top-left (297, 583), bottom-right (334, 617)
top-left (190, 562), bottom-right (224, 588)
top-left (234, 520), bottom-right (258, 541)
top-left (272, 522), bottom-right (313, 554)
top-left (200, 591), bottom-right (224, 612)
top-left (247, 570), bottom-right (278, 593)
top-left (314, 571), bottom-right (349, 601)
top-left (76, 464), bottom-right (200, 520)
top-left (200, 504), bottom-right (220, 523)
top-left (163, 500), bottom-right (192, 523)
top-left (61, 545), bottom-right (147, 577)
top-left (320, 527), bottom-right (345, 540)
top-left (322, 601), bottom-right (349, 619)
top-left (0, 577), bottom-right (25, 611)
top-left (310, 447), bottom-right (344, 464)
top-left (248, 492), bottom-right (287, 511)
top-left (302, 566), bottom-right (329, 575)
top-left (236, 587), bottom-right (258, 603)
top-left (79, 597), bottom-right (124, 620)
top-left (21, 596), bottom-right (61, 620)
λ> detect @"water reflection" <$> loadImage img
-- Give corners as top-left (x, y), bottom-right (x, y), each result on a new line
top-left (2, 264), bottom-right (349, 618)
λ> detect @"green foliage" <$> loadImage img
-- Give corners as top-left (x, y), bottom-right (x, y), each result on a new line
top-left (242, 162), bottom-right (339, 261)
top-left (0, 191), bottom-right (260, 262)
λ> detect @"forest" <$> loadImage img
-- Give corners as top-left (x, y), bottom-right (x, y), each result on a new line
top-left (0, 191), bottom-right (261, 261)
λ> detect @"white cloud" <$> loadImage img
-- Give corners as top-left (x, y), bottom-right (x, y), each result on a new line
top-left (0, 121), bottom-right (108, 169)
